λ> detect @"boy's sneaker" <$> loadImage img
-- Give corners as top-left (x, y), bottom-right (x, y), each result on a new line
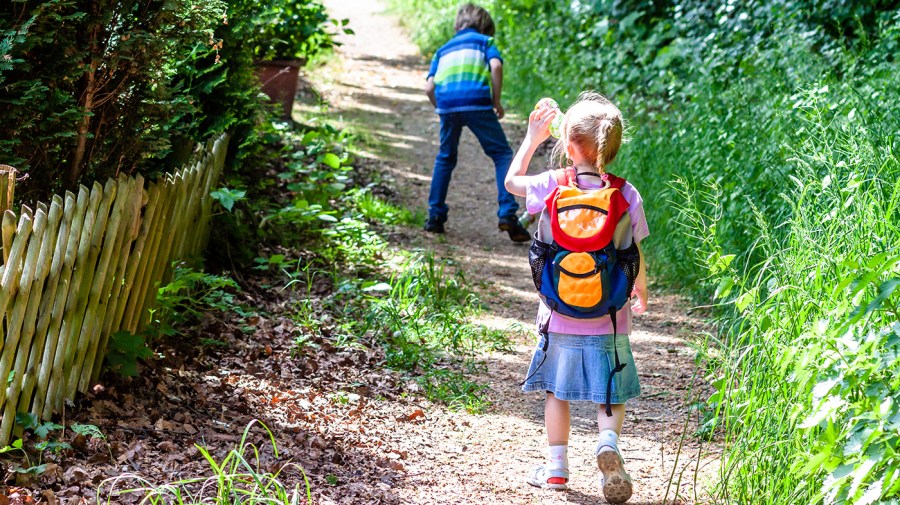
top-left (498, 216), bottom-right (531, 243)
top-left (596, 445), bottom-right (633, 503)
top-left (424, 218), bottom-right (445, 234)
top-left (526, 464), bottom-right (568, 491)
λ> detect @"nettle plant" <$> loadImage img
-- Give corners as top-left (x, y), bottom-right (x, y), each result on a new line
top-left (0, 413), bottom-right (104, 475)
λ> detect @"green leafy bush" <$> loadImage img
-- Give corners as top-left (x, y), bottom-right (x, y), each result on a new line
top-left (0, 0), bottom-right (338, 199)
top-left (0, 0), bottom-right (226, 198)
top-left (250, 0), bottom-right (337, 61)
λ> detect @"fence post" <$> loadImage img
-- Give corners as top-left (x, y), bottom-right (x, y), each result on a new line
top-left (0, 165), bottom-right (17, 265)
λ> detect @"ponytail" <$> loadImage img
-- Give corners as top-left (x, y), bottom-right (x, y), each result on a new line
top-left (595, 118), bottom-right (614, 172)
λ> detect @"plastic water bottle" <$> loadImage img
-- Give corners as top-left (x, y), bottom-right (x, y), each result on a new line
top-left (518, 211), bottom-right (536, 228)
top-left (535, 98), bottom-right (565, 138)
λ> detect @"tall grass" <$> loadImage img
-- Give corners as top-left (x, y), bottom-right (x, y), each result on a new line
top-left (682, 87), bottom-right (900, 503)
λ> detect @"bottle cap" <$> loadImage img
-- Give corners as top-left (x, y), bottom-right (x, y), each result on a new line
top-left (535, 97), bottom-right (559, 110)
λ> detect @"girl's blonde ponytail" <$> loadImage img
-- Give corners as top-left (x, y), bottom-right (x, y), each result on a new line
top-left (595, 118), bottom-right (613, 172)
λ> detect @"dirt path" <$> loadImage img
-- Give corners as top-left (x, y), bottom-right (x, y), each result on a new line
top-left (301, 2), bottom-right (717, 503)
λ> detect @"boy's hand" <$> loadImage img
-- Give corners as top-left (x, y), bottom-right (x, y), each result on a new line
top-left (494, 102), bottom-right (505, 119)
top-left (425, 77), bottom-right (437, 108)
top-left (631, 287), bottom-right (648, 315)
top-left (527, 105), bottom-right (555, 144)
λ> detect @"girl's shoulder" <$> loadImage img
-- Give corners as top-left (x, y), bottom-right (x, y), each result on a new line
top-left (526, 169), bottom-right (559, 188)
top-left (523, 170), bottom-right (560, 215)
top-left (614, 177), bottom-right (644, 206)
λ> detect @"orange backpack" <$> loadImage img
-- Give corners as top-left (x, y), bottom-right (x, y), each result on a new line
top-left (529, 167), bottom-right (639, 319)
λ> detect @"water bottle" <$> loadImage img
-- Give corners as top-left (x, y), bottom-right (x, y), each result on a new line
top-left (518, 211), bottom-right (536, 228)
top-left (535, 98), bottom-right (565, 138)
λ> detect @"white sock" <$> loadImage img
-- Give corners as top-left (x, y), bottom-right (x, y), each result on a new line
top-left (548, 444), bottom-right (568, 470)
top-left (598, 429), bottom-right (619, 452)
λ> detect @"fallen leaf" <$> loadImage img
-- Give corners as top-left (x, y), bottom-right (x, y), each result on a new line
top-left (63, 466), bottom-right (89, 483)
top-left (42, 489), bottom-right (59, 505)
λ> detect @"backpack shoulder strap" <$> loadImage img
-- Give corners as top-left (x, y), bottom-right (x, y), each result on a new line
top-left (605, 173), bottom-right (627, 190)
top-left (554, 167), bottom-right (577, 187)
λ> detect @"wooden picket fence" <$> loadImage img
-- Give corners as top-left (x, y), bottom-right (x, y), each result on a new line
top-left (0, 134), bottom-right (228, 445)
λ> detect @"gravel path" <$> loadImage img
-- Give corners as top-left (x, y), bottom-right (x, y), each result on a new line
top-left (302, 2), bottom-right (718, 503)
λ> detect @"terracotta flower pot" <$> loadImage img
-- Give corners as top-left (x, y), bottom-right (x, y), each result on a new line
top-left (255, 59), bottom-right (305, 119)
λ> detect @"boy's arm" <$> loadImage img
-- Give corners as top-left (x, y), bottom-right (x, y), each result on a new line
top-left (425, 77), bottom-right (437, 108)
top-left (632, 242), bottom-right (649, 314)
top-left (489, 58), bottom-right (504, 119)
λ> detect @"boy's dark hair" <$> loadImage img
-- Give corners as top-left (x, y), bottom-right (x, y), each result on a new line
top-left (455, 3), bottom-right (495, 36)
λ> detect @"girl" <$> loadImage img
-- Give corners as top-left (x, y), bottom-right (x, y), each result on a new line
top-left (504, 92), bottom-right (648, 503)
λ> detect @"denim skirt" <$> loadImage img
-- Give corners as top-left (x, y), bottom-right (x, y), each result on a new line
top-left (522, 332), bottom-right (641, 403)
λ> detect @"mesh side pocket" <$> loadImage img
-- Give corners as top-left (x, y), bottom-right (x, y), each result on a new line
top-left (616, 241), bottom-right (641, 297)
top-left (528, 239), bottom-right (550, 291)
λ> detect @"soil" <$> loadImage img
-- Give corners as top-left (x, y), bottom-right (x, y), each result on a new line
top-left (2, 1), bottom-right (718, 504)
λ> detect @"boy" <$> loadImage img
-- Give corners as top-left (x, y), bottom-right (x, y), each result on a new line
top-left (423, 3), bottom-right (530, 242)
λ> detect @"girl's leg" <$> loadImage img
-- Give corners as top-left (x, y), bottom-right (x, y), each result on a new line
top-left (528, 393), bottom-right (571, 489)
top-left (597, 404), bottom-right (633, 503)
top-left (546, 392), bottom-right (571, 444)
top-left (597, 403), bottom-right (625, 436)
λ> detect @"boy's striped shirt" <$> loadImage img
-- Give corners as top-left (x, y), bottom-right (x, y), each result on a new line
top-left (427, 28), bottom-right (502, 114)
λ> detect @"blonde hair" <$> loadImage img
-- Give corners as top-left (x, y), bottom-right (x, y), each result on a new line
top-left (455, 3), bottom-right (495, 36)
top-left (551, 91), bottom-right (625, 173)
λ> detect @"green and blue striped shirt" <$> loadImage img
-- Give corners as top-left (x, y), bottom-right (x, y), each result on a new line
top-left (427, 28), bottom-right (502, 114)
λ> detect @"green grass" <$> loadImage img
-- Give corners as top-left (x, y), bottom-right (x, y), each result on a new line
top-left (351, 188), bottom-right (424, 227)
top-left (284, 250), bottom-right (512, 415)
top-left (97, 420), bottom-right (311, 504)
top-left (357, 252), bottom-right (512, 413)
top-left (682, 89), bottom-right (900, 504)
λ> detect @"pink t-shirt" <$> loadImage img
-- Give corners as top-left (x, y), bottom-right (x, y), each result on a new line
top-left (525, 170), bottom-right (650, 335)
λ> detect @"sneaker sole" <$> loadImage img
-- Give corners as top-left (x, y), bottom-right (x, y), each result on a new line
top-left (597, 450), bottom-right (633, 504)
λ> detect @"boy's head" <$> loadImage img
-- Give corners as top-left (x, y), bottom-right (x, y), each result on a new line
top-left (455, 3), bottom-right (495, 36)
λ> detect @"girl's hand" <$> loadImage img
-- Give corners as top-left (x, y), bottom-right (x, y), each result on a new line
top-left (527, 105), bottom-right (556, 144)
top-left (631, 287), bottom-right (648, 315)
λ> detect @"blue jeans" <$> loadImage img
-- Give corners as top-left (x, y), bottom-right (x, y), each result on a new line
top-left (427, 110), bottom-right (519, 222)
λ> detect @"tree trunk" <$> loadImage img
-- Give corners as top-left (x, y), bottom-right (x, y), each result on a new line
top-left (67, 24), bottom-right (101, 188)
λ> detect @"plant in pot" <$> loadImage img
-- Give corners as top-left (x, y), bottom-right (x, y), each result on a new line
top-left (253, 0), bottom-right (347, 118)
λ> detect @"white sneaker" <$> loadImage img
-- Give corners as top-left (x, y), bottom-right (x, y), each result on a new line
top-left (526, 464), bottom-right (569, 491)
top-left (596, 445), bottom-right (633, 503)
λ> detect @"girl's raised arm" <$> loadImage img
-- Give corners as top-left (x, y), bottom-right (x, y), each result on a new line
top-left (505, 106), bottom-right (557, 197)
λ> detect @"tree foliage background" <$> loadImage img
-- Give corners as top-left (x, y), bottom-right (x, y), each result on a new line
top-left (0, 0), bottom-right (332, 202)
